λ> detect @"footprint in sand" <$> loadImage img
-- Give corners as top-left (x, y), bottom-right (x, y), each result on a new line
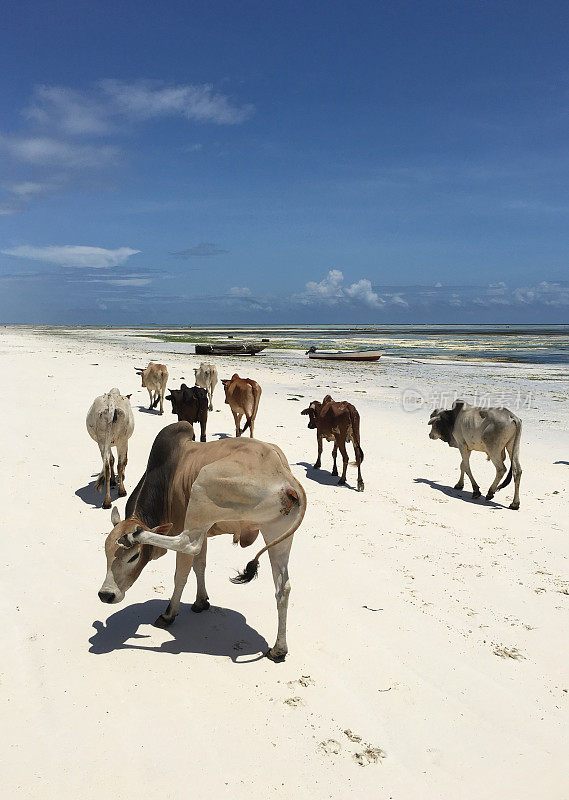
top-left (287, 675), bottom-right (315, 690)
top-left (353, 746), bottom-right (387, 766)
top-left (493, 644), bottom-right (526, 660)
top-left (318, 739), bottom-right (342, 756)
top-left (284, 696), bottom-right (305, 708)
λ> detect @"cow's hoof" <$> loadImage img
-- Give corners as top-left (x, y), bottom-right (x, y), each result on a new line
top-left (331, 468), bottom-right (338, 476)
top-left (453, 483), bottom-right (464, 491)
top-left (102, 499), bottom-right (112, 509)
top-left (313, 462), bottom-right (321, 470)
top-left (118, 487), bottom-right (127, 497)
top-left (357, 481), bottom-right (365, 492)
top-left (338, 477), bottom-right (346, 485)
top-left (200, 437), bottom-right (206, 443)
top-left (208, 406), bottom-right (213, 412)
top-left (265, 647), bottom-right (287, 662)
top-left (110, 478), bottom-right (117, 487)
top-left (191, 599), bottom-right (210, 613)
top-left (472, 489), bottom-right (481, 499)
top-left (154, 614), bottom-right (175, 628)
top-left (486, 491), bottom-right (495, 501)
top-left (509, 502), bottom-right (520, 511)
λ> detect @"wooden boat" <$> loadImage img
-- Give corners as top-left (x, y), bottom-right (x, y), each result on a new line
top-left (306, 346), bottom-right (382, 362)
top-left (195, 342), bottom-right (266, 356)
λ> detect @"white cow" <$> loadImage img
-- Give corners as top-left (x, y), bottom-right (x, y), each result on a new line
top-left (135, 362), bottom-right (168, 415)
top-left (194, 362), bottom-right (218, 411)
top-left (86, 388), bottom-right (135, 509)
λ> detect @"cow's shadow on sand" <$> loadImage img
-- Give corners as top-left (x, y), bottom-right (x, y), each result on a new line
top-left (212, 432), bottom-right (231, 440)
top-left (555, 460), bottom-right (569, 466)
top-left (89, 600), bottom-right (268, 663)
top-left (75, 474), bottom-right (118, 508)
top-left (296, 461), bottom-right (358, 490)
top-left (414, 477), bottom-right (503, 508)
top-left (138, 405), bottom-right (163, 415)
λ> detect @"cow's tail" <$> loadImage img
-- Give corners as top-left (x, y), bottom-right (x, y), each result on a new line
top-left (239, 417), bottom-right (251, 435)
top-left (230, 481), bottom-right (306, 584)
top-left (349, 405), bottom-right (364, 463)
top-left (497, 417), bottom-right (522, 491)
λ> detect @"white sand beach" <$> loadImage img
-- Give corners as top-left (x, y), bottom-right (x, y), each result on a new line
top-left (1, 326), bottom-right (568, 800)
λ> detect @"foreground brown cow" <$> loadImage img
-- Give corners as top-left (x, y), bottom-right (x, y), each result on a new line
top-left (135, 362), bottom-right (168, 415)
top-left (301, 395), bottom-right (364, 491)
top-left (98, 422), bottom-right (307, 661)
top-left (221, 373), bottom-right (262, 437)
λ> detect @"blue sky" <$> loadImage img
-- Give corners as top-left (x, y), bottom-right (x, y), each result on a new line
top-left (1, 0), bottom-right (568, 323)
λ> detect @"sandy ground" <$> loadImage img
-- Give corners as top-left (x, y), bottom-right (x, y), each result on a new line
top-left (1, 327), bottom-right (568, 800)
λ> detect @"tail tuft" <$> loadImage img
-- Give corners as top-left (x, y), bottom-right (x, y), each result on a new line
top-left (230, 558), bottom-right (259, 584)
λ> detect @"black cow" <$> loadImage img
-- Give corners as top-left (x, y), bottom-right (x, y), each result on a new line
top-left (166, 384), bottom-right (208, 442)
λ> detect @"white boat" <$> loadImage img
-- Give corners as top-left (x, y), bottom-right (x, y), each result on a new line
top-left (306, 347), bottom-right (382, 362)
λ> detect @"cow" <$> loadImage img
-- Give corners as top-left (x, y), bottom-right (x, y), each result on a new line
top-left (134, 362), bottom-right (168, 415)
top-left (194, 362), bottom-right (218, 411)
top-left (301, 395), bottom-right (364, 491)
top-left (428, 400), bottom-right (522, 509)
top-left (166, 384), bottom-right (208, 441)
top-left (86, 388), bottom-right (135, 509)
top-left (98, 422), bottom-right (307, 661)
top-left (221, 374), bottom-right (262, 438)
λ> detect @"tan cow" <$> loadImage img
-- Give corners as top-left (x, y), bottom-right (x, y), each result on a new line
top-left (98, 422), bottom-right (307, 661)
top-left (221, 373), bottom-right (262, 437)
top-left (194, 362), bottom-right (218, 411)
top-left (86, 388), bottom-right (134, 509)
top-left (135, 362), bottom-right (168, 415)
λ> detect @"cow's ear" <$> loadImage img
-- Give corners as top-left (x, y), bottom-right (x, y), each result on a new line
top-left (429, 408), bottom-right (441, 418)
top-left (301, 408), bottom-right (310, 415)
top-left (452, 400), bottom-right (465, 411)
top-left (152, 523), bottom-right (173, 536)
top-left (111, 506), bottom-right (121, 527)
top-left (193, 368), bottom-right (198, 374)
top-left (126, 394), bottom-right (132, 400)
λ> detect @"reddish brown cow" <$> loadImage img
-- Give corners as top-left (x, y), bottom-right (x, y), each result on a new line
top-left (301, 395), bottom-right (364, 491)
top-left (221, 374), bottom-right (262, 437)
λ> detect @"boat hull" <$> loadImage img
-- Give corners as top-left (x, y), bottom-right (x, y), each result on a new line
top-left (308, 350), bottom-right (382, 362)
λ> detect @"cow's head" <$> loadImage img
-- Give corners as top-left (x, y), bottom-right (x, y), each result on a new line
top-left (134, 366), bottom-right (148, 387)
top-left (428, 401), bottom-right (464, 445)
top-left (165, 388), bottom-right (182, 416)
top-left (221, 375), bottom-right (238, 402)
top-left (98, 506), bottom-right (172, 604)
top-left (301, 400), bottom-right (322, 429)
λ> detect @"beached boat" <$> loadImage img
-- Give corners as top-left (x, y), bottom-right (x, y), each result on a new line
top-left (195, 342), bottom-right (266, 356)
top-left (306, 346), bottom-right (382, 362)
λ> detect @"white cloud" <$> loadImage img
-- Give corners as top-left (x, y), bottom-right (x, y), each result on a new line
top-left (1, 135), bottom-right (118, 167)
top-left (100, 80), bottom-right (254, 125)
top-left (345, 278), bottom-right (385, 308)
top-left (301, 269), bottom-right (387, 309)
top-left (25, 85), bottom-right (110, 135)
top-left (228, 286), bottom-right (252, 297)
top-left (2, 245), bottom-right (140, 269)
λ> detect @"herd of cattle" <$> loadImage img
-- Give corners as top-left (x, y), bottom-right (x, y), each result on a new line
top-left (87, 358), bottom-right (523, 660)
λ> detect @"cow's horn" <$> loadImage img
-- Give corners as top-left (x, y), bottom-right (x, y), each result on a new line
top-left (111, 506), bottom-right (121, 527)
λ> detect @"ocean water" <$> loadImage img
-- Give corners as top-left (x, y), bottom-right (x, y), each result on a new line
top-left (144, 324), bottom-right (569, 365)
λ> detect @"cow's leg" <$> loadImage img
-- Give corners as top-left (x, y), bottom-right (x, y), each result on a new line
top-left (159, 389), bottom-right (164, 415)
top-left (248, 416), bottom-right (254, 438)
top-left (116, 444), bottom-right (128, 497)
top-left (191, 536), bottom-right (210, 612)
top-left (485, 448), bottom-right (507, 501)
top-left (454, 462), bottom-right (465, 490)
top-left (147, 388), bottom-right (153, 410)
top-left (118, 525), bottom-right (207, 556)
top-left (208, 386), bottom-right (214, 412)
top-left (199, 415), bottom-right (206, 443)
top-left (313, 434), bottom-right (323, 469)
top-left (154, 552), bottom-right (194, 628)
top-left (95, 444), bottom-right (113, 509)
top-left (458, 445), bottom-right (480, 499)
top-left (337, 439), bottom-right (349, 485)
top-left (506, 439), bottom-right (522, 510)
top-left (354, 442), bottom-right (364, 492)
top-left (261, 521), bottom-right (293, 661)
top-left (109, 452), bottom-right (117, 487)
top-left (233, 410), bottom-right (242, 437)
top-left (331, 443), bottom-right (338, 476)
